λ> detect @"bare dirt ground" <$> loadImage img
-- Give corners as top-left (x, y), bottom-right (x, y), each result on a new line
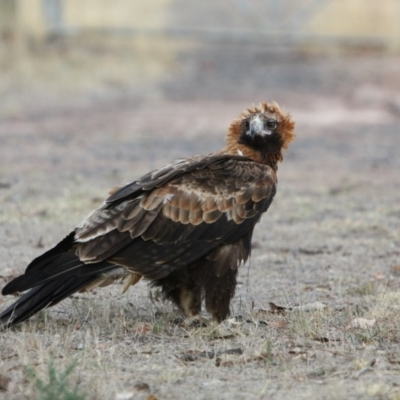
top-left (0, 39), bottom-right (400, 399)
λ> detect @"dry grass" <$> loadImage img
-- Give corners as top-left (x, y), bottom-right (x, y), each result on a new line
top-left (2, 284), bottom-right (400, 399)
top-left (1, 178), bottom-right (400, 400)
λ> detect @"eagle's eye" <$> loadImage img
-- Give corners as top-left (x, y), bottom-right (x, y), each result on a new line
top-left (266, 119), bottom-right (277, 130)
top-left (243, 120), bottom-right (250, 130)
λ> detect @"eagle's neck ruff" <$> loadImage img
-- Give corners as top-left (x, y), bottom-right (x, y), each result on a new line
top-left (221, 143), bottom-right (281, 171)
top-left (222, 102), bottom-right (295, 171)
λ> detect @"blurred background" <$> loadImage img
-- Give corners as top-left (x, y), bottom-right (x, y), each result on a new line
top-left (0, 0), bottom-right (399, 237)
top-left (1, 0), bottom-right (400, 113)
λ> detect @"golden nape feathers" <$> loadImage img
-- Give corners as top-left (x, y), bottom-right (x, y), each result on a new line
top-left (1, 102), bottom-right (295, 327)
top-left (225, 101), bottom-right (295, 167)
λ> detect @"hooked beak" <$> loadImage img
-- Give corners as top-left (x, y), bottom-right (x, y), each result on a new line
top-left (249, 115), bottom-right (271, 136)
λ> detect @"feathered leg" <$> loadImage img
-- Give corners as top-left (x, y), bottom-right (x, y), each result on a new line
top-left (152, 269), bottom-right (202, 318)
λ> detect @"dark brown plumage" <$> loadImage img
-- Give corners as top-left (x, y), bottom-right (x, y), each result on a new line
top-left (0, 102), bottom-right (295, 327)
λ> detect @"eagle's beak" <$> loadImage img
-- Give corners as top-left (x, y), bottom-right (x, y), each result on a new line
top-left (250, 115), bottom-right (270, 136)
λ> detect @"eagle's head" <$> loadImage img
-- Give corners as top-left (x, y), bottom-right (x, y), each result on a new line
top-left (225, 102), bottom-right (295, 167)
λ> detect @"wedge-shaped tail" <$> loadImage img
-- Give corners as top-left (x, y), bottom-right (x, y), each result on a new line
top-left (0, 274), bottom-right (100, 327)
top-left (0, 233), bottom-right (116, 328)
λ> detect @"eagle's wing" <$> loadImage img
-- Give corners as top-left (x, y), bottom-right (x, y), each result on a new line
top-left (3, 154), bottom-right (276, 295)
top-left (73, 154), bottom-right (277, 280)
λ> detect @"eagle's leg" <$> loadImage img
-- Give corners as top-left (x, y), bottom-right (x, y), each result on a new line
top-left (152, 270), bottom-right (202, 318)
top-left (204, 268), bottom-right (238, 323)
top-left (178, 286), bottom-right (202, 318)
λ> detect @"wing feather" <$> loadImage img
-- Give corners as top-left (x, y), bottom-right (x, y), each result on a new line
top-left (121, 199), bottom-right (142, 220)
top-left (188, 208), bottom-right (204, 225)
top-left (140, 191), bottom-right (164, 211)
top-left (189, 192), bottom-right (202, 211)
top-left (202, 196), bottom-right (218, 212)
top-left (72, 155), bottom-right (276, 280)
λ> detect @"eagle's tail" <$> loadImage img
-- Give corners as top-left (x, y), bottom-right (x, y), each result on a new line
top-left (0, 232), bottom-right (116, 328)
top-left (0, 275), bottom-right (100, 327)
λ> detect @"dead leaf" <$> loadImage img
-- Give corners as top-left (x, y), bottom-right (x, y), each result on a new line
top-left (1, 353), bottom-right (17, 361)
top-left (388, 355), bottom-right (400, 364)
top-left (390, 265), bottom-right (400, 276)
top-left (316, 284), bottom-right (331, 291)
top-left (180, 350), bottom-right (215, 362)
top-left (93, 195), bottom-right (106, 203)
top-left (36, 236), bottom-right (44, 248)
top-left (373, 272), bottom-right (385, 280)
top-left (304, 284), bottom-right (331, 292)
top-left (298, 247), bottom-right (325, 255)
top-left (0, 375), bottom-right (10, 391)
top-left (268, 321), bottom-right (287, 329)
top-left (269, 302), bottom-right (288, 314)
top-left (288, 348), bottom-right (307, 355)
top-left (218, 352), bottom-right (269, 367)
top-left (132, 323), bottom-right (151, 335)
top-left (218, 348), bottom-right (243, 356)
top-left (291, 302), bottom-right (326, 312)
top-left (0, 181), bottom-right (11, 189)
top-left (209, 333), bottom-right (235, 340)
top-left (181, 348), bottom-right (242, 362)
top-left (312, 337), bottom-right (341, 343)
top-left (347, 318), bottom-right (376, 329)
top-left (133, 382), bottom-right (150, 392)
top-left (307, 366), bottom-right (336, 378)
top-left (369, 358), bottom-right (377, 367)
